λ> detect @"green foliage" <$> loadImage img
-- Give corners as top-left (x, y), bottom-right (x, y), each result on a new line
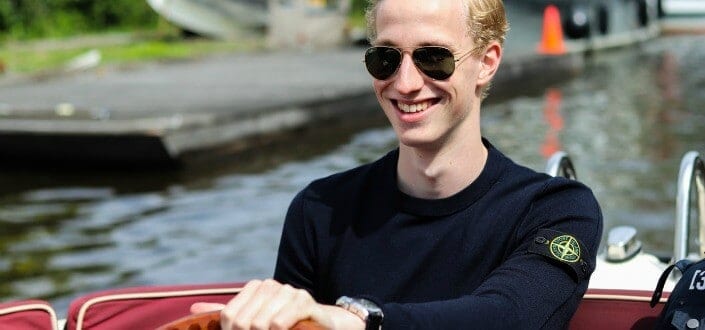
top-left (0, 0), bottom-right (369, 41)
top-left (0, 1), bottom-right (12, 32)
top-left (0, 0), bottom-right (159, 40)
top-left (349, 0), bottom-right (369, 29)
top-left (351, 0), bottom-right (368, 13)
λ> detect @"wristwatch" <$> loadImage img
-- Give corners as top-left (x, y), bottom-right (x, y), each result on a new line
top-left (335, 296), bottom-right (384, 330)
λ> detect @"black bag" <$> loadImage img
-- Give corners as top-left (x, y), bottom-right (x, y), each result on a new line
top-left (651, 258), bottom-right (705, 329)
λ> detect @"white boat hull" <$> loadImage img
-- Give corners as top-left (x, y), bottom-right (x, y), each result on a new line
top-left (662, 0), bottom-right (705, 15)
top-left (590, 253), bottom-right (676, 291)
top-left (146, 0), bottom-right (267, 39)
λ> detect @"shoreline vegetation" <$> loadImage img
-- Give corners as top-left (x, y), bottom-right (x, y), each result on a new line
top-left (0, 0), bottom-right (368, 77)
top-left (0, 29), bottom-right (267, 76)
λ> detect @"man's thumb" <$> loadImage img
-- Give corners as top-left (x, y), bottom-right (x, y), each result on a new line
top-left (190, 302), bottom-right (225, 314)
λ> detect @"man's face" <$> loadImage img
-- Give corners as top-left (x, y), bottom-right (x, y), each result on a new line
top-left (371, 0), bottom-right (490, 149)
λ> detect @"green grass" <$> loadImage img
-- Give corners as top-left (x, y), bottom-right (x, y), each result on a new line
top-left (99, 37), bottom-right (263, 63)
top-left (0, 30), bottom-right (265, 75)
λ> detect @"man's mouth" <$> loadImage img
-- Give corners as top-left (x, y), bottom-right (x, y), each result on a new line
top-left (396, 99), bottom-right (438, 113)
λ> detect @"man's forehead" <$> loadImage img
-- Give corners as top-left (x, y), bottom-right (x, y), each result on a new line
top-left (375, 0), bottom-right (466, 20)
top-left (374, 0), bottom-right (469, 46)
top-left (375, 0), bottom-right (467, 29)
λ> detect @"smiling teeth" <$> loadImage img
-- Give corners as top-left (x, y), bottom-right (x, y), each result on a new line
top-left (398, 101), bottom-right (430, 113)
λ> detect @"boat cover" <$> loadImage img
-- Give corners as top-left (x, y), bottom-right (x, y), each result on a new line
top-left (64, 282), bottom-right (244, 330)
top-left (0, 299), bottom-right (58, 330)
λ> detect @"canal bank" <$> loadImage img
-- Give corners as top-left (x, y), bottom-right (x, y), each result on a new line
top-left (0, 0), bottom-right (674, 167)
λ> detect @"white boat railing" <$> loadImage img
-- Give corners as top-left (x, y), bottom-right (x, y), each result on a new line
top-left (546, 150), bottom-right (705, 263)
top-left (673, 151), bottom-right (705, 261)
top-left (544, 150), bottom-right (702, 291)
top-left (545, 150), bottom-right (578, 180)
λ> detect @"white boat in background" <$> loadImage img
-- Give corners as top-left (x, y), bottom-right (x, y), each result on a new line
top-left (145, 0), bottom-right (351, 47)
top-left (145, 0), bottom-right (268, 39)
top-left (661, 0), bottom-right (705, 16)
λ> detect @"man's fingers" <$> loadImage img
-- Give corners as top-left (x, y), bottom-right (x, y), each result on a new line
top-left (214, 279), bottom-right (325, 330)
top-left (220, 279), bottom-right (263, 321)
top-left (223, 279), bottom-right (281, 329)
top-left (266, 287), bottom-right (318, 330)
top-left (250, 284), bottom-right (301, 330)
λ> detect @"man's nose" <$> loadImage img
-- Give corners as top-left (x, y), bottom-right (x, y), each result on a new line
top-left (393, 54), bottom-right (425, 94)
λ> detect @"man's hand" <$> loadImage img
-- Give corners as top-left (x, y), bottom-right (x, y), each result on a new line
top-left (190, 279), bottom-right (365, 330)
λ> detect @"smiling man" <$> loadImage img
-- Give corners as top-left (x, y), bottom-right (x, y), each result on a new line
top-left (192, 0), bottom-right (603, 329)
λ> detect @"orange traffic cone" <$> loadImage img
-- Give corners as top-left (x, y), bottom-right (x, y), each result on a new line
top-left (537, 5), bottom-right (567, 55)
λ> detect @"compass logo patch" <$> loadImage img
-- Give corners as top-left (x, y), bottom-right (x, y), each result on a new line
top-left (528, 229), bottom-right (592, 281)
top-left (549, 235), bottom-right (581, 263)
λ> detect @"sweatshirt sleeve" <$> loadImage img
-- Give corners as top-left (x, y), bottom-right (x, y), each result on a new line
top-left (378, 180), bottom-right (603, 329)
top-left (273, 188), bottom-right (317, 294)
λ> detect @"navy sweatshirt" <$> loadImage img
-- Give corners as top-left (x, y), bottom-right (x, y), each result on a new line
top-left (274, 140), bottom-right (603, 329)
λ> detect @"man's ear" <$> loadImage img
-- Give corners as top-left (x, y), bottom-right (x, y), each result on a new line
top-left (477, 42), bottom-right (502, 85)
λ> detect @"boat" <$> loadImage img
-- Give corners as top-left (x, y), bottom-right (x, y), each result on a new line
top-left (145, 0), bottom-right (352, 47)
top-left (1, 150), bottom-right (702, 329)
top-left (145, 0), bottom-right (268, 39)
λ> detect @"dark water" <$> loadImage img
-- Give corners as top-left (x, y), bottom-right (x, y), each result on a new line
top-left (1, 35), bottom-right (704, 316)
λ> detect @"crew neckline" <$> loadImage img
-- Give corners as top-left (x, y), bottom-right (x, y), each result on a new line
top-left (393, 139), bottom-right (505, 217)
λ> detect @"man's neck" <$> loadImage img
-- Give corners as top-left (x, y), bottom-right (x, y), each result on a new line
top-left (397, 137), bottom-right (488, 199)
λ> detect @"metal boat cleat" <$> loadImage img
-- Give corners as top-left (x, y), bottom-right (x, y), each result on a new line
top-left (605, 226), bottom-right (643, 262)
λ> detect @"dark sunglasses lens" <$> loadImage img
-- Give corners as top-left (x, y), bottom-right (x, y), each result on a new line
top-left (365, 47), bottom-right (401, 80)
top-left (413, 47), bottom-right (455, 80)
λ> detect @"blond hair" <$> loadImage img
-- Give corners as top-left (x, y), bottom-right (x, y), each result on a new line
top-left (365, 0), bottom-right (509, 55)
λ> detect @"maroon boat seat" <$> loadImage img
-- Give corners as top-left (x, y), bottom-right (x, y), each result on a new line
top-left (65, 282), bottom-right (244, 330)
top-left (0, 299), bottom-right (58, 330)
top-left (569, 288), bottom-right (668, 329)
top-left (14, 285), bottom-right (667, 329)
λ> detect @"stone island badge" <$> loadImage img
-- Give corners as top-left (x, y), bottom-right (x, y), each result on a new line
top-left (529, 229), bottom-right (592, 281)
top-left (549, 235), bottom-right (581, 263)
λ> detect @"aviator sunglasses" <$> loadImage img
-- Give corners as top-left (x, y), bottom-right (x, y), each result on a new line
top-left (364, 46), bottom-right (475, 80)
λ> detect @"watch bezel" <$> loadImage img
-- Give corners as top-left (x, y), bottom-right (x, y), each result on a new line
top-left (335, 296), bottom-right (384, 330)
